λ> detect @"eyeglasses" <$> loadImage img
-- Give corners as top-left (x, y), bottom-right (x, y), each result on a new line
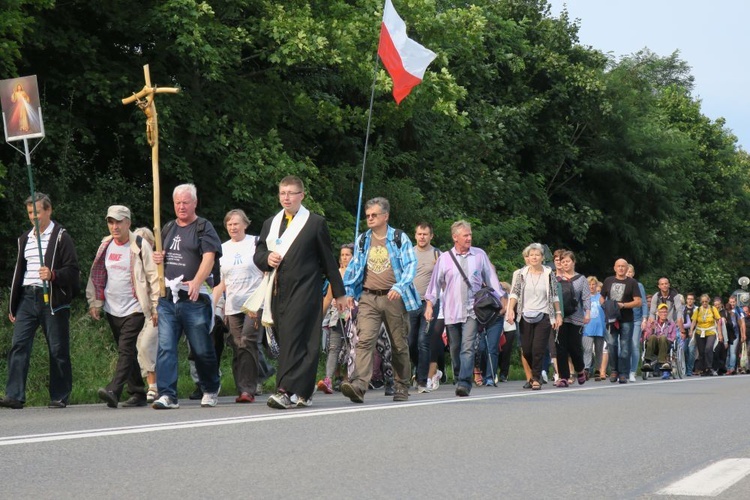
top-left (365, 213), bottom-right (384, 219)
top-left (279, 191), bottom-right (302, 198)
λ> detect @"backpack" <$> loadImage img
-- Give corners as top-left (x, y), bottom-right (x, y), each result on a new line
top-left (163, 217), bottom-right (222, 287)
top-left (559, 274), bottom-right (584, 317)
top-left (447, 249), bottom-right (501, 325)
top-left (135, 234), bottom-right (144, 258)
top-left (683, 305), bottom-right (695, 329)
top-left (473, 287), bottom-right (503, 325)
top-left (357, 229), bottom-right (404, 253)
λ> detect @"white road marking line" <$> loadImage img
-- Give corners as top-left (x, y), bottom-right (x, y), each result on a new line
top-left (657, 459), bottom-right (750, 496)
top-left (0, 376), bottom-right (728, 447)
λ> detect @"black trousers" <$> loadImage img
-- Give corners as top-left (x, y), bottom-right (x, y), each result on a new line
top-left (498, 329), bottom-right (516, 378)
top-left (695, 335), bottom-right (716, 373)
top-left (520, 316), bottom-right (551, 382)
top-left (106, 312), bottom-right (147, 397)
top-left (556, 322), bottom-right (585, 379)
top-left (429, 316), bottom-right (446, 372)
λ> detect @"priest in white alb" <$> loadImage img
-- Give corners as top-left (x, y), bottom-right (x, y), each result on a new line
top-left (253, 175), bottom-right (346, 409)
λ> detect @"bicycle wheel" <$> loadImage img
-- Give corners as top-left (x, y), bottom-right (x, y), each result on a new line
top-left (673, 341), bottom-right (685, 379)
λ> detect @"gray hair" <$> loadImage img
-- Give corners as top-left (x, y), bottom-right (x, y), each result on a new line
top-left (25, 192), bottom-right (51, 210)
top-left (365, 197), bottom-right (390, 213)
top-left (522, 243), bottom-right (544, 258)
top-left (173, 183), bottom-right (197, 201)
top-left (451, 220), bottom-right (471, 235)
top-left (224, 209), bottom-right (251, 228)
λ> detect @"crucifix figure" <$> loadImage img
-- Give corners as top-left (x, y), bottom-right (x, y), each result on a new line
top-left (121, 64), bottom-right (179, 296)
top-left (134, 93), bottom-right (156, 146)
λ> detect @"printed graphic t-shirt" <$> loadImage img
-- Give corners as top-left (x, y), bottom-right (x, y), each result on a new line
top-left (363, 237), bottom-right (396, 292)
top-left (601, 276), bottom-right (641, 323)
top-left (163, 219), bottom-right (222, 285)
top-left (104, 239), bottom-right (141, 316)
top-left (220, 235), bottom-right (263, 315)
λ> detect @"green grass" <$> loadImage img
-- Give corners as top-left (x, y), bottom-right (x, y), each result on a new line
top-left (0, 292), bottom-right (537, 406)
top-left (0, 296), bottom-right (273, 407)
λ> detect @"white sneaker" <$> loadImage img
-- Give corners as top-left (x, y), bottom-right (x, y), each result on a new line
top-left (152, 395), bottom-right (179, 410)
top-left (426, 379), bottom-right (433, 391)
top-left (295, 395), bottom-right (312, 408)
top-left (417, 385), bottom-right (430, 394)
top-left (431, 370), bottom-right (443, 391)
top-left (628, 372), bottom-right (636, 383)
top-left (545, 370), bottom-right (552, 383)
top-left (201, 392), bottom-right (219, 407)
top-left (146, 389), bottom-right (157, 404)
top-left (267, 392), bottom-right (292, 409)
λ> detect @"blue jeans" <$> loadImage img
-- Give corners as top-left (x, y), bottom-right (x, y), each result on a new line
top-left (605, 321), bottom-right (633, 376)
top-left (408, 302), bottom-right (433, 386)
top-left (631, 320), bottom-right (643, 375)
top-left (728, 335), bottom-right (739, 370)
top-left (478, 318), bottom-right (503, 381)
top-left (447, 318), bottom-right (478, 390)
top-left (156, 296), bottom-right (220, 400)
top-left (6, 287), bottom-right (72, 403)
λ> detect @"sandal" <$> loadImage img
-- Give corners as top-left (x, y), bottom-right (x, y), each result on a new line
top-left (531, 380), bottom-right (542, 390)
top-left (474, 370), bottom-right (484, 386)
top-left (577, 370), bottom-right (587, 385)
top-left (609, 371), bottom-right (619, 383)
top-left (554, 379), bottom-right (569, 388)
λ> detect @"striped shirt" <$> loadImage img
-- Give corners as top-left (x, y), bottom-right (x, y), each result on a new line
top-left (22, 221), bottom-right (54, 287)
top-left (561, 273), bottom-right (591, 326)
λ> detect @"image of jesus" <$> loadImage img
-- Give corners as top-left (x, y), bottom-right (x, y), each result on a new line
top-left (11, 84), bottom-right (32, 132)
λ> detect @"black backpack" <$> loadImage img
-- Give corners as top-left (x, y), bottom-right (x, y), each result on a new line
top-left (473, 287), bottom-right (503, 325)
top-left (162, 217), bottom-right (222, 287)
top-left (447, 249), bottom-right (501, 326)
top-left (559, 274), bottom-right (584, 317)
top-left (357, 228), bottom-right (404, 253)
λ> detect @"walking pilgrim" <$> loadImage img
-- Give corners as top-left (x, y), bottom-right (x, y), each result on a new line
top-left (251, 176), bottom-right (346, 409)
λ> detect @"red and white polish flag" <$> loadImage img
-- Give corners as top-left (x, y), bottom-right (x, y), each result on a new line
top-left (377, 0), bottom-right (437, 104)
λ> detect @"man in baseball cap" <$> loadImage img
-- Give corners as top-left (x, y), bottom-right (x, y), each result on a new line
top-left (106, 205), bottom-right (131, 221)
top-left (86, 205), bottom-right (159, 408)
top-left (642, 303), bottom-right (678, 380)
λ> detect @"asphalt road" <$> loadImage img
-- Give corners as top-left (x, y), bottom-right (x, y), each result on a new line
top-left (2, 375), bottom-right (750, 499)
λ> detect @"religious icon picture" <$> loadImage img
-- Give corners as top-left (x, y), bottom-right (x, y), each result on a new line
top-left (0, 75), bottom-right (45, 142)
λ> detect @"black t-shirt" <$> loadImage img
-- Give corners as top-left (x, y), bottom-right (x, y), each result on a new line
top-left (163, 219), bottom-right (222, 284)
top-left (601, 276), bottom-right (641, 323)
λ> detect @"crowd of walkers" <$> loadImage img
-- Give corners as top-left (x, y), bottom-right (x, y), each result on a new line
top-left (2, 182), bottom-right (747, 410)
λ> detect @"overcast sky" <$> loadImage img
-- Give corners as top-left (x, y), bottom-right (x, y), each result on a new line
top-left (547, 0), bottom-right (750, 150)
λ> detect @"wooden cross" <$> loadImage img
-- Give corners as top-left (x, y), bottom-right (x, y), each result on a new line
top-left (121, 64), bottom-right (179, 296)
